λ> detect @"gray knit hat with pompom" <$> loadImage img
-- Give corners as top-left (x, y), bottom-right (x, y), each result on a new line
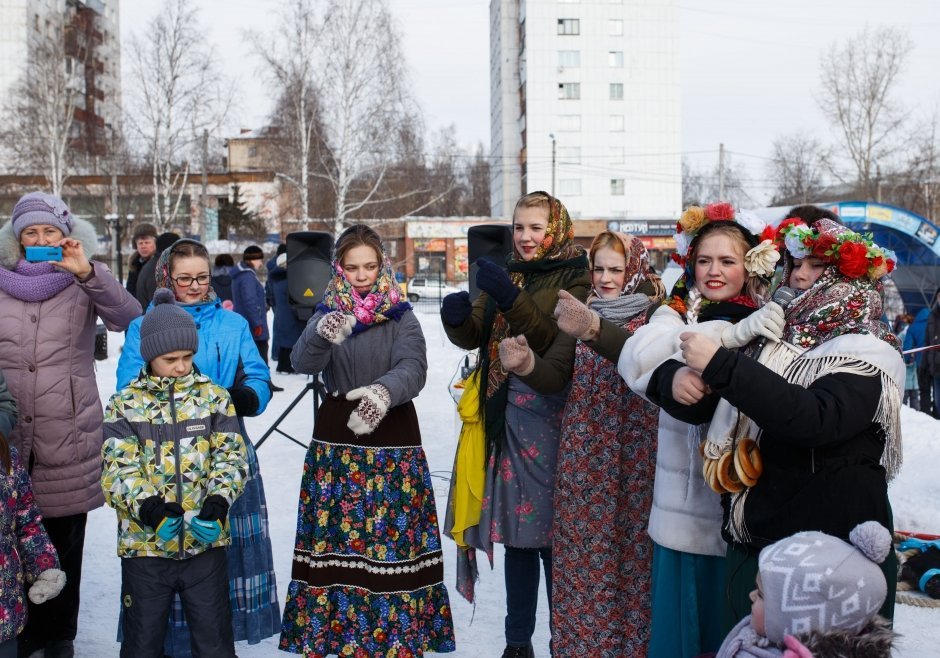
top-left (139, 288), bottom-right (199, 362)
top-left (759, 521), bottom-right (891, 643)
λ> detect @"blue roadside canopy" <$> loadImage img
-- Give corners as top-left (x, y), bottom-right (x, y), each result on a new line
top-left (754, 201), bottom-right (940, 316)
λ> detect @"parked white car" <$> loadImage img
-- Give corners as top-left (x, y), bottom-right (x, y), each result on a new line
top-left (406, 276), bottom-right (461, 302)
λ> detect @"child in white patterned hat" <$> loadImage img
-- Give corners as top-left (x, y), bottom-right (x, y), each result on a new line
top-left (713, 521), bottom-right (897, 658)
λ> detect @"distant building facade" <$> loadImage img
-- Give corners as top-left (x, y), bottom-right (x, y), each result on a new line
top-left (0, 0), bottom-right (122, 173)
top-left (490, 0), bottom-right (681, 221)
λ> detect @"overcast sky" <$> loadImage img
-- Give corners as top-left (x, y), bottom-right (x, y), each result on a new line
top-left (120, 0), bottom-right (940, 203)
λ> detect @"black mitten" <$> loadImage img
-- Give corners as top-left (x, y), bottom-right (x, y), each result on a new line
top-left (475, 259), bottom-right (519, 311)
top-left (197, 494), bottom-right (230, 523)
top-left (227, 385), bottom-right (259, 416)
top-left (441, 291), bottom-right (472, 327)
top-left (138, 496), bottom-right (185, 541)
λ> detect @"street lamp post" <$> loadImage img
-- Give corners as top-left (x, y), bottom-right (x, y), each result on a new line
top-left (105, 213), bottom-right (134, 284)
top-left (549, 133), bottom-right (556, 196)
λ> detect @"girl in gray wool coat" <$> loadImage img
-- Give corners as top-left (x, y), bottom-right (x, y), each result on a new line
top-left (0, 191), bottom-right (142, 658)
top-left (279, 225), bottom-right (455, 657)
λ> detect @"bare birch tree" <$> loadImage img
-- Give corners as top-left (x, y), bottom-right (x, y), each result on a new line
top-left (124, 0), bottom-right (231, 230)
top-left (767, 132), bottom-right (829, 205)
top-left (819, 26), bottom-right (913, 199)
top-left (0, 17), bottom-right (81, 195)
top-left (253, 0), bottom-right (425, 235)
top-left (249, 0), bottom-right (321, 224)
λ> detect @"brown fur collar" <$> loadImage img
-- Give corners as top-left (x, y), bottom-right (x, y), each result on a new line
top-left (799, 616), bottom-right (896, 658)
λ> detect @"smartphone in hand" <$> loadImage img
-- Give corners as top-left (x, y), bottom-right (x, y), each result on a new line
top-left (25, 246), bottom-right (63, 262)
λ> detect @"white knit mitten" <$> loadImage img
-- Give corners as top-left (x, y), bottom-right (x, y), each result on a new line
top-left (720, 302), bottom-right (784, 349)
top-left (316, 311), bottom-right (357, 344)
top-left (346, 384), bottom-right (391, 435)
top-left (28, 568), bottom-right (66, 604)
top-left (499, 335), bottom-right (535, 376)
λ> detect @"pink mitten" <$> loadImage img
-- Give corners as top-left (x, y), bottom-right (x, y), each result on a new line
top-left (498, 335), bottom-right (535, 376)
top-left (553, 290), bottom-right (600, 340)
top-left (782, 634), bottom-right (814, 658)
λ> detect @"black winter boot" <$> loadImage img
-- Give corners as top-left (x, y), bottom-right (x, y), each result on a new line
top-left (500, 644), bottom-right (535, 658)
top-left (44, 641), bottom-right (74, 658)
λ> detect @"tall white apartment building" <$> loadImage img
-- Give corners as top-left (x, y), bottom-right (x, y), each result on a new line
top-left (490, 0), bottom-right (681, 220)
top-left (0, 0), bottom-right (121, 172)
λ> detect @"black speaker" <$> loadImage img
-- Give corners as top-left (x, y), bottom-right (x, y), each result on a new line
top-left (468, 224), bottom-right (513, 301)
top-left (286, 231), bottom-right (334, 321)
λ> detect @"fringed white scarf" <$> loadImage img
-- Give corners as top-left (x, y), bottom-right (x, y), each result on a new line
top-left (723, 334), bottom-right (904, 544)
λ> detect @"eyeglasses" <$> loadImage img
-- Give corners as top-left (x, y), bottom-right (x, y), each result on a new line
top-left (171, 274), bottom-right (211, 287)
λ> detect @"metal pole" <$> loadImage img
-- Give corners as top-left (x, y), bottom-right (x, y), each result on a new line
top-left (115, 220), bottom-right (123, 283)
top-left (718, 142), bottom-right (725, 201)
top-left (201, 129), bottom-right (209, 239)
top-left (550, 133), bottom-right (556, 196)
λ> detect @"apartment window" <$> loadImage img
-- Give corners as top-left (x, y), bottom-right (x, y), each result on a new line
top-left (558, 146), bottom-right (581, 165)
top-left (609, 83), bottom-right (624, 100)
top-left (611, 179), bottom-right (626, 195)
top-left (559, 179), bottom-right (582, 196)
top-left (558, 82), bottom-right (581, 100)
top-left (609, 51), bottom-right (624, 68)
top-left (557, 50), bottom-right (581, 68)
top-left (610, 115), bottom-right (624, 132)
top-left (609, 19), bottom-right (624, 36)
top-left (610, 147), bottom-right (625, 164)
top-left (557, 18), bottom-right (580, 35)
top-left (557, 115), bottom-right (581, 131)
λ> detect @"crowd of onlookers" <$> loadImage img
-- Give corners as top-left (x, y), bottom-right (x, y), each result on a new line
top-left (897, 294), bottom-right (940, 418)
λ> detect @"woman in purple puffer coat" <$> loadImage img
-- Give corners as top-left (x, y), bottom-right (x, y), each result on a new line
top-left (0, 191), bottom-right (141, 657)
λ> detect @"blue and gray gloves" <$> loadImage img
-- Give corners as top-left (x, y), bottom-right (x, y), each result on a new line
top-left (190, 495), bottom-right (230, 544)
top-left (139, 497), bottom-right (185, 542)
top-left (475, 259), bottom-right (519, 311)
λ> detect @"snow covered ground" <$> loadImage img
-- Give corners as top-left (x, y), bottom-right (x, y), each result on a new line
top-left (73, 308), bottom-right (939, 656)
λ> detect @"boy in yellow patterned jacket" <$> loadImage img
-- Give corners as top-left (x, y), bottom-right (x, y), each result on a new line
top-left (101, 288), bottom-right (248, 658)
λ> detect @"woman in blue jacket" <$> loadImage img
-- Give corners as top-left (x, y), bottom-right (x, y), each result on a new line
top-left (116, 239), bottom-right (279, 656)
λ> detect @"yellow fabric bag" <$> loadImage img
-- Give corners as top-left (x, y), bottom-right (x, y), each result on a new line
top-left (449, 368), bottom-right (486, 549)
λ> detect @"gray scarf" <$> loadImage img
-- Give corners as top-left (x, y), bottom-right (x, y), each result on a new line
top-left (588, 292), bottom-right (651, 326)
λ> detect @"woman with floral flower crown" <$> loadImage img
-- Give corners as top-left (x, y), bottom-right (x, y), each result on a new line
top-left (618, 202), bottom-right (780, 658)
top-left (676, 216), bottom-right (903, 635)
top-left (280, 224), bottom-right (455, 657)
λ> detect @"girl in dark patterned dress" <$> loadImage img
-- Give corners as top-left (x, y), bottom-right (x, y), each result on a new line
top-left (280, 225), bottom-right (455, 657)
top-left (520, 231), bottom-right (665, 656)
top-left (441, 192), bottom-right (590, 658)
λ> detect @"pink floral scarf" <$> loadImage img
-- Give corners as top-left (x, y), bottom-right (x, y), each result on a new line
top-left (317, 248), bottom-right (410, 333)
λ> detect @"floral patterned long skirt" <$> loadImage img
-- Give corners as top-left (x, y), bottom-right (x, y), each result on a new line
top-left (551, 341), bottom-right (658, 657)
top-left (279, 396), bottom-right (456, 657)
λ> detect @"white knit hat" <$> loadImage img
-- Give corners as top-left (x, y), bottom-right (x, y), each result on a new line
top-left (759, 521), bottom-right (891, 643)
